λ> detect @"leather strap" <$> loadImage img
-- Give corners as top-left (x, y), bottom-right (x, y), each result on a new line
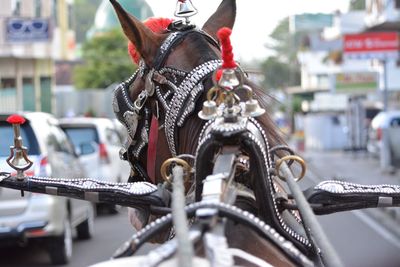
top-left (147, 115), bottom-right (159, 183)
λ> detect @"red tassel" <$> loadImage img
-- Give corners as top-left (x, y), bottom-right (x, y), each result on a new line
top-left (217, 27), bottom-right (237, 69)
top-left (128, 17), bottom-right (174, 64)
top-left (215, 69), bottom-right (223, 81)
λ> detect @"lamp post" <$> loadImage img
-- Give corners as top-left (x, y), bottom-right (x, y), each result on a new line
top-left (380, 59), bottom-right (392, 172)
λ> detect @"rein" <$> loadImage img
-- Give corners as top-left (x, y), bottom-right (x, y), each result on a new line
top-left (113, 26), bottom-right (221, 182)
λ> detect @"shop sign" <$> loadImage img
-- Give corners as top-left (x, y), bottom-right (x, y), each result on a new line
top-left (6, 18), bottom-right (50, 42)
top-left (336, 72), bottom-right (378, 91)
top-left (343, 32), bottom-right (399, 60)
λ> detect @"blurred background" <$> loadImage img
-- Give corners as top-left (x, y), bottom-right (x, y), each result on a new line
top-left (0, 0), bottom-right (400, 266)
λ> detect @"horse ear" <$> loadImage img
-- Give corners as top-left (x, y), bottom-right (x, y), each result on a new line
top-left (109, 0), bottom-right (163, 66)
top-left (202, 0), bottom-right (236, 40)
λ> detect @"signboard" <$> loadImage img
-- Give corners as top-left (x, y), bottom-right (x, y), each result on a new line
top-left (6, 18), bottom-right (50, 42)
top-left (336, 72), bottom-right (378, 91)
top-left (290, 13), bottom-right (333, 33)
top-left (343, 32), bottom-right (400, 60)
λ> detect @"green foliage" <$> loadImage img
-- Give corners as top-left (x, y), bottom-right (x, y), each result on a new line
top-left (74, 0), bottom-right (100, 43)
top-left (267, 18), bottom-right (292, 62)
top-left (349, 0), bottom-right (366, 10)
top-left (292, 96), bottom-right (303, 113)
top-left (262, 17), bottom-right (301, 89)
top-left (73, 29), bottom-right (136, 89)
top-left (261, 57), bottom-right (286, 88)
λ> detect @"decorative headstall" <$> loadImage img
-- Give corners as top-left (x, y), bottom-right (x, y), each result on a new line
top-left (112, 20), bottom-right (221, 182)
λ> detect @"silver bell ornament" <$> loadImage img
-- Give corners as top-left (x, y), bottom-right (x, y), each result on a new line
top-left (198, 100), bottom-right (218, 120)
top-left (175, 0), bottom-right (198, 23)
top-left (218, 69), bottom-right (240, 90)
top-left (243, 98), bottom-right (265, 117)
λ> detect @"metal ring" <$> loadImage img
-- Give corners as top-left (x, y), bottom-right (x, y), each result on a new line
top-left (270, 145), bottom-right (295, 166)
top-left (237, 84), bottom-right (254, 100)
top-left (207, 86), bottom-right (220, 101)
top-left (160, 158), bottom-right (191, 184)
top-left (275, 155), bottom-right (306, 182)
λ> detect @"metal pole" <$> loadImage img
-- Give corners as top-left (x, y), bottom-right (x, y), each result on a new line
top-left (383, 59), bottom-right (388, 112)
top-left (172, 166), bottom-right (193, 267)
top-left (380, 60), bottom-right (391, 171)
top-left (280, 162), bottom-right (344, 267)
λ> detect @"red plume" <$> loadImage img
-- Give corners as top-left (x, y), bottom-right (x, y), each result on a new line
top-left (6, 114), bottom-right (25, 125)
top-left (128, 17), bottom-right (174, 64)
top-left (217, 27), bottom-right (237, 69)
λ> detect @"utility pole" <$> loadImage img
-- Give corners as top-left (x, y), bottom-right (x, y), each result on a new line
top-left (380, 59), bottom-right (392, 172)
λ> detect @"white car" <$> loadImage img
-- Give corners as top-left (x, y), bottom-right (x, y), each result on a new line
top-left (367, 110), bottom-right (400, 163)
top-left (0, 112), bottom-right (95, 265)
top-left (59, 117), bottom-right (131, 211)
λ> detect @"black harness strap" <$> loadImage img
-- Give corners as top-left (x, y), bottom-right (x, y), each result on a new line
top-left (152, 28), bottom-right (220, 70)
top-left (113, 25), bottom-right (221, 183)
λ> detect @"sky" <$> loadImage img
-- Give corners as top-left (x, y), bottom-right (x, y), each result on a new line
top-left (145, 0), bottom-right (350, 63)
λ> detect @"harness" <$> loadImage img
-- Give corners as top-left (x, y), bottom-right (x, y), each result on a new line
top-left (112, 23), bottom-right (222, 183)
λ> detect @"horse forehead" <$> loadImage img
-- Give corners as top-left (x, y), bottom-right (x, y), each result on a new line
top-left (163, 34), bottom-right (219, 70)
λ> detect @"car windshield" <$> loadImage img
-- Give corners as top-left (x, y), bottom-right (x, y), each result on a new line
top-left (61, 127), bottom-right (99, 149)
top-left (0, 121), bottom-right (40, 157)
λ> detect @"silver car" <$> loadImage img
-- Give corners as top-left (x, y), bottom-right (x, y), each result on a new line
top-left (367, 110), bottom-right (400, 165)
top-left (0, 112), bottom-right (95, 265)
top-left (59, 117), bottom-right (131, 213)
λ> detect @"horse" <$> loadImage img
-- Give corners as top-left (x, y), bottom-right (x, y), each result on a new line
top-left (109, 0), bottom-right (314, 266)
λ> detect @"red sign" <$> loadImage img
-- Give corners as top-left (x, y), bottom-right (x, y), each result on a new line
top-left (343, 32), bottom-right (400, 60)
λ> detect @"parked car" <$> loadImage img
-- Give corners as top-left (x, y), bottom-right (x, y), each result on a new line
top-left (367, 111), bottom-right (400, 164)
top-left (59, 117), bottom-right (131, 212)
top-left (0, 112), bottom-right (95, 265)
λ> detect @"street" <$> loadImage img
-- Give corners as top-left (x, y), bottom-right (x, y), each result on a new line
top-left (0, 209), bottom-right (135, 267)
top-left (319, 209), bottom-right (400, 267)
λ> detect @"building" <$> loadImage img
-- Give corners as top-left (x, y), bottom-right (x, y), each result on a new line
top-left (0, 0), bottom-right (75, 113)
top-left (293, 2), bottom-right (400, 151)
top-left (297, 2), bottom-right (400, 108)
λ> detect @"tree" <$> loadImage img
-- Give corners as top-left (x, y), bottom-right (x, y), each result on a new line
top-left (73, 29), bottom-right (136, 89)
top-left (349, 0), bottom-right (366, 10)
top-left (261, 17), bottom-right (301, 89)
top-left (74, 0), bottom-right (101, 43)
top-left (261, 56), bottom-right (300, 89)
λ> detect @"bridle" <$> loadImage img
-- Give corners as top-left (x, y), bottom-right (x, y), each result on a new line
top-left (112, 22), bottom-right (222, 183)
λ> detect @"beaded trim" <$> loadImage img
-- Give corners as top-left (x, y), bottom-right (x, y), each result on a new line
top-left (316, 180), bottom-right (400, 194)
top-left (1, 174), bottom-right (157, 195)
top-left (196, 118), bottom-right (312, 249)
top-left (165, 59), bottom-right (221, 156)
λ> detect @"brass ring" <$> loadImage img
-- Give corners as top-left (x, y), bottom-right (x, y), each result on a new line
top-left (275, 155), bottom-right (306, 182)
top-left (160, 158), bottom-right (191, 184)
top-left (207, 86), bottom-right (220, 101)
top-left (240, 84), bottom-right (254, 100)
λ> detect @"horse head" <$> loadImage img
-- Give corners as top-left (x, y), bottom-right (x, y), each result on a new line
top-left (110, 0), bottom-right (283, 184)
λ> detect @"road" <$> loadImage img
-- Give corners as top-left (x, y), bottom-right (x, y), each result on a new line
top-left (0, 209), bottom-right (135, 267)
top-left (1, 195), bottom-right (400, 266)
top-left (301, 166), bottom-right (400, 267)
